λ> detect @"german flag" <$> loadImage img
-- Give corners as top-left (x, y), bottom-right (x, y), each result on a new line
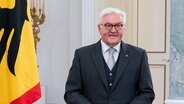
top-left (0, 0), bottom-right (41, 103)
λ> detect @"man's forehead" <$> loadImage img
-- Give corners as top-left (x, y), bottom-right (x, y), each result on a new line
top-left (102, 14), bottom-right (123, 23)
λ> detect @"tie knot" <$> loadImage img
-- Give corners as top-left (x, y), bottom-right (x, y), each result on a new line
top-left (108, 48), bottom-right (115, 55)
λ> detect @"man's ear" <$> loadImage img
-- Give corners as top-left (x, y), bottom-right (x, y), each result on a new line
top-left (98, 24), bottom-right (101, 30)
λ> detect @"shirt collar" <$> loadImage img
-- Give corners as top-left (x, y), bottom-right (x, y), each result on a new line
top-left (101, 40), bottom-right (121, 54)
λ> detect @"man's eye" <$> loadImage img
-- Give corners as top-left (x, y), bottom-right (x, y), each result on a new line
top-left (105, 24), bottom-right (112, 27)
top-left (115, 24), bottom-right (121, 27)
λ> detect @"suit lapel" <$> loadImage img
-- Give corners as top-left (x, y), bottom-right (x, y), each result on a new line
top-left (90, 41), bottom-right (109, 92)
top-left (111, 43), bottom-right (130, 91)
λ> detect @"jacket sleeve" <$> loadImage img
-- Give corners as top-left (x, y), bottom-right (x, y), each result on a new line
top-left (64, 50), bottom-right (92, 104)
top-left (130, 51), bottom-right (155, 104)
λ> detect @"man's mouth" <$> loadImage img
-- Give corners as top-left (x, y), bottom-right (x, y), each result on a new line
top-left (109, 35), bottom-right (117, 37)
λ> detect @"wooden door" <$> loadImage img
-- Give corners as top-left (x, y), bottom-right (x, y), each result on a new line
top-left (136, 0), bottom-right (170, 104)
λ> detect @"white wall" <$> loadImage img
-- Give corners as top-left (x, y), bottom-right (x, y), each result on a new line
top-left (36, 0), bottom-right (82, 103)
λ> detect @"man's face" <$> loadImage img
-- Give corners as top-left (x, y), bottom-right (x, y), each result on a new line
top-left (98, 13), bottom-right (125, 47)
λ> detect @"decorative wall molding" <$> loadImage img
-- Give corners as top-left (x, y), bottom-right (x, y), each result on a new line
top-left (82, 0), bottom-right (95, 46)
top-left (165, 99), bottom-right (184, 104)
top-left (149, 64), bottom-right (167, 104)
top-left (137, 0), bottom-right (167, 53)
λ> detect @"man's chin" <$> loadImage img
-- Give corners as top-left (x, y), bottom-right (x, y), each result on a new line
top-left (108, 41), bottom-right (119, 47)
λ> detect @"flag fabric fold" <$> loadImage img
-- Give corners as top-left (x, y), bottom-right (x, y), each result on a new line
top-left (0, 0), bottom-right (41, 103)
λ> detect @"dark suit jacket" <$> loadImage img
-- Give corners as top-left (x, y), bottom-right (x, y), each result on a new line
top-left (64, 41), bottom-right (155, 104)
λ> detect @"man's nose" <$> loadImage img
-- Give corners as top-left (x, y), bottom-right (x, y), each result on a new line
top-left (110, 26), bottom-right (117, 32)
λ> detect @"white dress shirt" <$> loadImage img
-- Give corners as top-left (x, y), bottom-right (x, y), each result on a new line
top-left (101, 40), bottom-right (120, 64)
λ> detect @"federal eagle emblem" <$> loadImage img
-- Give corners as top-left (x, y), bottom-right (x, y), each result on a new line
top-left (0, 0), bottom-right (29, 76)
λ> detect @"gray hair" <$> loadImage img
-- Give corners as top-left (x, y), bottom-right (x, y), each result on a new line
top-left (99, 7), bottom-right (127, 24)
